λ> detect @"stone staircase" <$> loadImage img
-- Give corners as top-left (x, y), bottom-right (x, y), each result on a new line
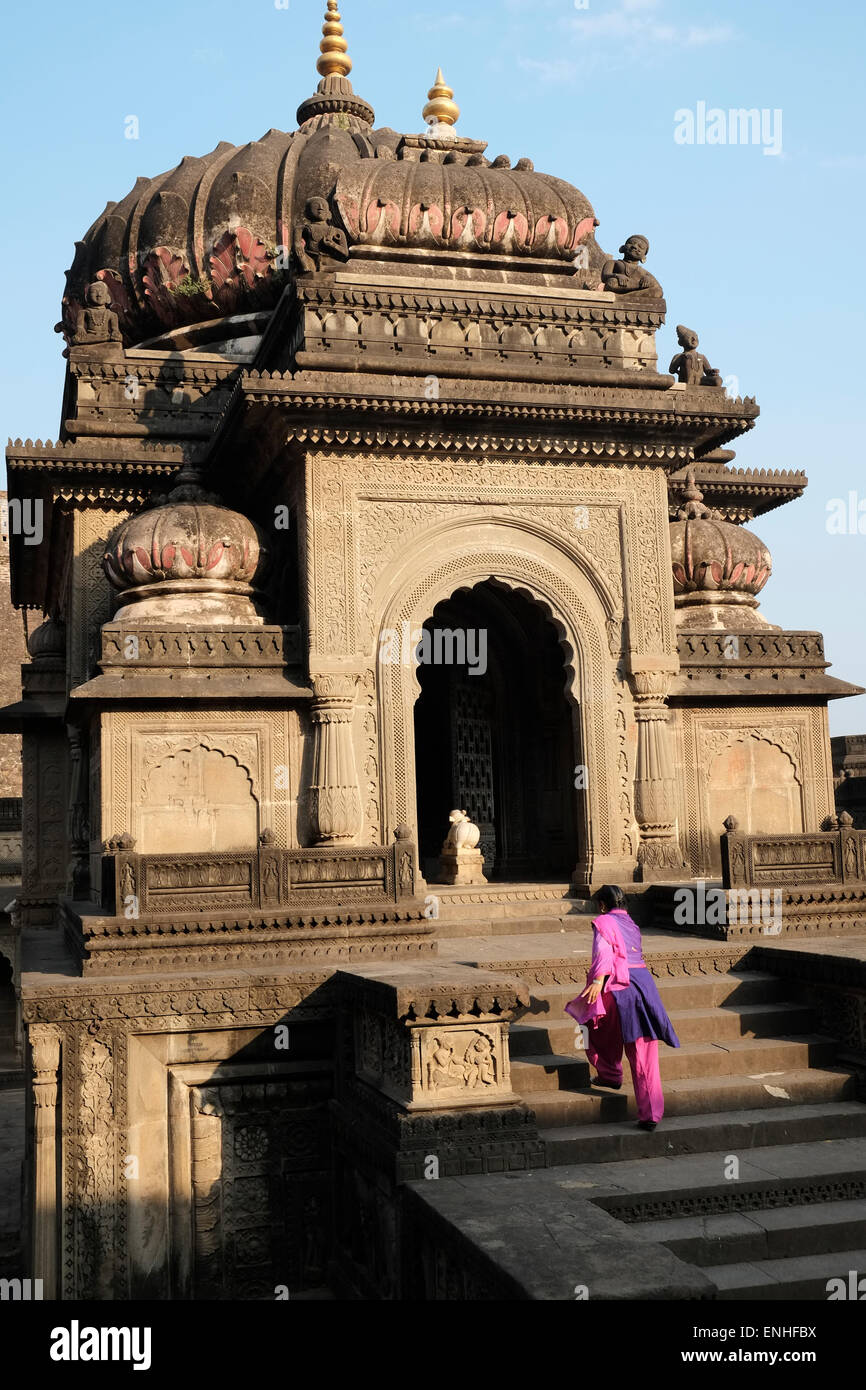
top-left (432, 883), bottom-right (594, 938)
top-left (507, 957), bottom-right (866, 1299)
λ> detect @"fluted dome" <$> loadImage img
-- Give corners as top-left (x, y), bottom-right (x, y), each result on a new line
top-left (103, 465), bottom-right (269, 626)
top-left (57, 6), bottom-right (601, 350)
top-left (670, 472), bottom-right (774, 631)
top-left (27, 617), bottom-right (66, 663)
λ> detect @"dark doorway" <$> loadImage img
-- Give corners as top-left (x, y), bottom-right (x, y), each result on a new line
top-left (413, 581), bottom-right (578, 882)
top-left (0, 952), bottom-right (16, 1073)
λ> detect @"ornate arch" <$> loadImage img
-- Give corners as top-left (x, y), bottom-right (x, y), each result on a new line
top-left (373, 527), bottom-right (633, 888)
top-left (703, 728), bottom-right (803, 785)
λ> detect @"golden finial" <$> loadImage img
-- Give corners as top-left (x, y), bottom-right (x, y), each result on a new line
top-left (317, 0), bottom-right (352, 80)
top-left (423, 68), bottom-right (460, 128)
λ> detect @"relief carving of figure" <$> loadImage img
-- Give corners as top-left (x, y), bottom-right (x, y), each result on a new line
top-left (399, 851), bottom-right (413, 893)
top-left (427, 1036), bottom-right (466, 1090)
top-left (262, 858), bottom-right (279, 901)
top-left (73, 281), bottom-right (122, 345)
top-left (601, 235), bottom-right (663, 297)
top-left (669, 325), bottom-right (724, 387)
top-left (120, 862), bottom-right (136, 902)
top-left (293, 197), bottom-right (350, 273)
top-left (464, 1034), bottom-right (496, 1088)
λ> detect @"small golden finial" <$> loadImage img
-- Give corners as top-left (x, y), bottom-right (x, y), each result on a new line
top-left (423, 68), bottom-right (460, 128)
top-left (317, 0), bottom-right (352, 80)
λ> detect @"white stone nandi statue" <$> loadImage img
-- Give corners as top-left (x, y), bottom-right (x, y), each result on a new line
top-left (438, 809), bottom-right (487, 886)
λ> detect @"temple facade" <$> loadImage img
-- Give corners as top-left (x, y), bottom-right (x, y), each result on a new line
top-left (4, 3), bottom-right (864, 1301)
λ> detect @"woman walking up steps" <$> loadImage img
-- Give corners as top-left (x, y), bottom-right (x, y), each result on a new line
top-left (565, 885), bottom-right (680, 1130)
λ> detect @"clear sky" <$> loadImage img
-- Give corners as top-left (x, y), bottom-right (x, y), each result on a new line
top-left (2, 0), bottom-right (864, 732)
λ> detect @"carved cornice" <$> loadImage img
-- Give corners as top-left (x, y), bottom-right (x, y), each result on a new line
top-left (334, 966), bottom-right (529, 1021)
top-left (679, 631), bottom-right (828, 668)
top-left (672, 631), bottom-right (863, 700)
top-left (100, 625), bottom-right (301, 670)
top-left (668, 462), bottom-right (807, 522)
top-left (241, 377), bottom-right (758, 428)
top-left (22, 967), bottom-right (340, 1024)
top-left (6, 439), bottom-right (184, 482)
top-left (68, 359), bottom-right (241, 387)
top-left (295, 281), bottom-right (668, 328)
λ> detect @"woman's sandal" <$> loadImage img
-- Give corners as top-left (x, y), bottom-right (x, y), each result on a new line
top-left (591, 1076), bottom-right (622, 1090)
top-left (637, 1120), bottom-right (657, 1131)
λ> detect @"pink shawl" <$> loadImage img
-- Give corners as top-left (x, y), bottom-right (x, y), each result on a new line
top-left (564, 911), bottom-right (631, 1026)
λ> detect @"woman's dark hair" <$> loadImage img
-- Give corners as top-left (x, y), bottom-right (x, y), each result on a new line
top-left (595, 884), bottom-right (626, 913)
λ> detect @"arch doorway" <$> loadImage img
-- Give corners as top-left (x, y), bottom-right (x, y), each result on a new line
top-left (413, 581), bottom-right (578, 882)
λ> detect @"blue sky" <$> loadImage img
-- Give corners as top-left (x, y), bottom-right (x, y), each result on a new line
top-left (2, 0), bottom-right (865, 732)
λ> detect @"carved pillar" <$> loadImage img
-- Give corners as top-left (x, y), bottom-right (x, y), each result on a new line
top-left (66, 725), bottom-right (90, 899)
top-left (29, 1023), bottom-right (61, 1298)
top-left (309, 675), bottom-right (363, 844)
top-left (629, 661), bottom-right (687, 880)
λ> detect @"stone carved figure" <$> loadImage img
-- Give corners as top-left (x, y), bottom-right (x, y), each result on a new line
top-left (73, 281), bottom-right (122, 345)
top-left (444, 809), bottom-right (480, 852)
top-left (120, 862), bottom-right (136, 902)
top-left (465, 1034), bottom-right (496, 1088)
top-left (438, 809), bottom-right (487, 886)
top-left (669, 325), bottom-right (724, 387)
top-left (427, 1036), bottom-right (466, 1090)
top-left (399, 851), bottom-right (413, 894)
top-left (293, 197), bottom-right (350, 273)
top-left (262, 858), bottom-right (279, 901)
top-left (601, 235), bottom-right (663, 297)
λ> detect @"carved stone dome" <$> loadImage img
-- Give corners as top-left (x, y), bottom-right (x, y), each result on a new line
top-left (27, 617), bottom-right (66, 663)
top-left (58, 5), bottom-right (601, 350)
top-left (670, 472), bottom-right (775, 631)
top-left (103, 465), bottom-right (269, 625)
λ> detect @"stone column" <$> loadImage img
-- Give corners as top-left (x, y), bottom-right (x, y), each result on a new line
top-left (30, 1023), bottom-right (61, 1298)
top-left (309, 675), bottom-right (363, 844)
top-left (629, 660), bottom-right (687, 880)
top-left (66, 725), bottom-right (90, 898)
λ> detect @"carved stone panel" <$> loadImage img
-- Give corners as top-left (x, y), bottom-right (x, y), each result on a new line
top-left (100, 710), bottom-right (295, 853)
top-left (675, 707), bottom-right (833, 876)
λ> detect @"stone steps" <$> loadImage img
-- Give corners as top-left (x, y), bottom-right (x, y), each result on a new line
top-left (465, 915), bottom-right (866, 1300)
top-left (711, 1248), bottom-right (866, 1300)
top-left (512, 1000), bottom-right (819, 1056)
top-left (631, 1197), bottom-right (866, 1267)
top-left (515, 970), bottom-right (794, 1020)
top-left (540, 1100), bottom-right (866, 1165)
top-left (547, 1128), bottom-right (866, 1301)
top-left (517, 1033), bottom-right (838, 1087)
top-left (435, 914), bottom-right (593, 939)
top-left (523, 1065), bottom-right (859, 1127)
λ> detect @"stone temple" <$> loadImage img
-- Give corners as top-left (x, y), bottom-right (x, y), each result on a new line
top-left (4, 3), bottom-right (866, 1301)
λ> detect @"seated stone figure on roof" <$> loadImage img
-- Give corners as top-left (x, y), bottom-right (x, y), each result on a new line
top-left (669, 325), bottom-right (724, 387)
top-left (73, 281), bottom-right (122, 345)
top-left (601, 234), bottom-right (663, 297)
top-left (293, 196), bottom-right (350, 273)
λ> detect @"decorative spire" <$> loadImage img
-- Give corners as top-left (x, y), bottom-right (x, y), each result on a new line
top-left (297, 0), bottom-right (374, 129)
top-left (423, 68), bottom-right (460, 128)
top-left (676, 468), bottom-right (717, 521)
top-left (317, 1), bottom-right (352, 80)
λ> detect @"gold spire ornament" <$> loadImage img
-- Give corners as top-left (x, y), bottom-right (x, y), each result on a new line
top-left (423, 68), bottom-right (460, 128)
top-left (317, 0), bottom-right (352, 80)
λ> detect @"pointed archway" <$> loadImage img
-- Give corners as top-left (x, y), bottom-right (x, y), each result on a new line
top-left (413, 581), bottom-right (578, 881)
